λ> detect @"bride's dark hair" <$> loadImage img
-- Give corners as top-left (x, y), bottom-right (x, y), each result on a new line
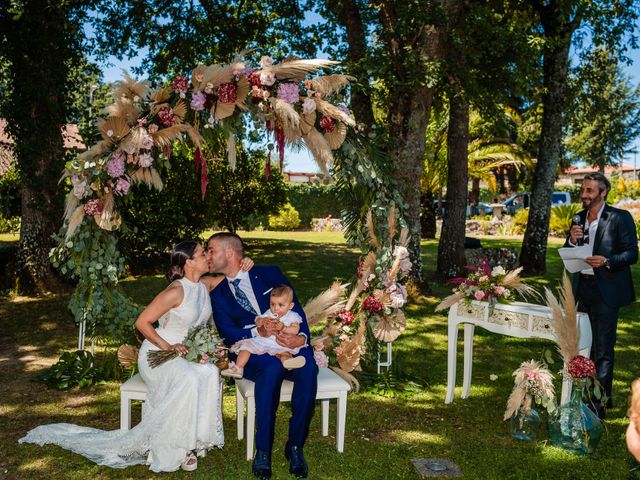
top-left (166, 241), bottom-right (199, 282)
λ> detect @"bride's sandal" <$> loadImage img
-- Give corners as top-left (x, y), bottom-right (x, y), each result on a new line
top-left (181, 451), bottom-right (198, 472)
top-left (196, 448), bottom-right (207, 458)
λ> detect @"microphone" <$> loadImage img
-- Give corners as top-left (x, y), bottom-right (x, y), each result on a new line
top-left (572, 214), bottom-right (584, 246)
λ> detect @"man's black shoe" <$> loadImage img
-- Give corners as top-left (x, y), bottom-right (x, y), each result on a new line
top-left (284, 445), bottom-right (308, 478)
top-left (252, 449), bottom-right (272, 479)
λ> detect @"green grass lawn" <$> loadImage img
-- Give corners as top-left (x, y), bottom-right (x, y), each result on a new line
top-left (1, 232), bottom-right (639, 479)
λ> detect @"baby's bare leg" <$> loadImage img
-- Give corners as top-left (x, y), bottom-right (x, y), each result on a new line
top-left (235, 350), bottom-right (251, 368)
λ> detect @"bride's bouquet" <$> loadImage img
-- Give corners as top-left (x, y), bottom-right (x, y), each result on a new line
top-left (148, 323), bottom-right (228, 368)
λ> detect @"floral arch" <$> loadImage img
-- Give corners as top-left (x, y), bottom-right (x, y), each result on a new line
top-left (51, 54), bottom-right (410, 378)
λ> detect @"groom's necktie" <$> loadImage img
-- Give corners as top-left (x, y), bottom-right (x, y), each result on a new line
top-left (230, 279), bottom-right (258, 316)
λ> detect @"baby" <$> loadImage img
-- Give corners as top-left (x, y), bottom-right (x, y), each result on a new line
top-left (222, 284), bottom-right (306, 378)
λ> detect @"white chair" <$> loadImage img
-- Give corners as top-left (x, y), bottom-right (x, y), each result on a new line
top-left (120, 373), bottom-right (148, 430)
top-left (234, 367), bottom-right (351, 460)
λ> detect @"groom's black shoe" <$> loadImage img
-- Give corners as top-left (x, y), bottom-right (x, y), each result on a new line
top-left (285, 444), bottom-right (308, 478)
top-left (252, 449), bottom-right (272, 479)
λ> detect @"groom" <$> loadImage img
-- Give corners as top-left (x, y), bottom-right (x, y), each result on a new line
top-left (207, 232), bottom-right (318, 479)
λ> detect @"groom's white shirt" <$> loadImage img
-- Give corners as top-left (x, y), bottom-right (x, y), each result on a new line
top-left (226, 270), bottom-right (261, 337)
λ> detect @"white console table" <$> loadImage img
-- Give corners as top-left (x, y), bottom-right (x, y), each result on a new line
top-left (445, 300), bottom-right (591, 405)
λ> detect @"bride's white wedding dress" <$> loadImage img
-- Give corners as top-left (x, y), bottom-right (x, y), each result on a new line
top-left (19, 278), bottom-right (224, 472)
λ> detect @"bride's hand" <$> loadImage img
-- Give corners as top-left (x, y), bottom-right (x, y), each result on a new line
top-left (240, 257), bottom-right (254, 271)
top-left (169, 343), bottom-right (188, 355)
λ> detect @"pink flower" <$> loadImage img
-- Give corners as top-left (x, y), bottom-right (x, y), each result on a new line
top-left (141, 134), bottom-right (154, 150)
top-left (137, 118), bottom-right (148, 126)
top-left (84, 199), bottom-right (104, 216)
top-left (336, 310), bottom-right (355, 325)
top-left (114, 177), bottom-right (130, 196)
top-left (106, 153), bottom-right (125, 178)
top-left (217, 82), bottom-right (238, 103)
top-left (201, 353), bottom-right (209, 360)
top-left (260, 71), bottom-right (276, 86)
top-left (314, 350), bottom-right (329, 368)
top-left (494, 286), bottom-right (505, 295)
top-left (277, 82), bottom-right (300, 104)
top-left (157, 106), bottom-right (175, 127)
top-left (137, 153), bottom-right (153, 168)
top-left (190, 91), bottom-right (206, 111)
top-left (172, 75), bottom-right (189, 94)
top-left (474, 290), bottom-right (485, 301)
top-left (387, 282), bottom-right (407, 309)
top-left (148, 123), bottom-right (159, 134)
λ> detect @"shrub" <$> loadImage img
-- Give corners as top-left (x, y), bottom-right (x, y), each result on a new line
top-left (554, 183), bottom-right (582, 203)
top-left (286, 183), bottom-right (342, 227)
top-left (0, 165), bottom-right (21, 219)
top-left (549, 203), bottom-right (582, 236)
top-left (268, 203), bottom-right (301, 230)
top-left (510, 208), bottom-right (529, 234)
top-left (0, 214), bottom-right (19, 234)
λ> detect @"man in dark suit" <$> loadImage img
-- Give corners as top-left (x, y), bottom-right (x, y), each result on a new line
top-left (567, 172), bottom-right (638, 418)
top-left (207, 232), bottom-right (317, 479)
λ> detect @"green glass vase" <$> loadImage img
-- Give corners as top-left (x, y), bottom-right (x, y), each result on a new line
top-left (511, 408), bottom-right (542, 442)
top-left (548, 380), bottom-right (604, 454)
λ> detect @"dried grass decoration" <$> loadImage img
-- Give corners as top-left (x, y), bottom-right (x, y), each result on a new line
top-left (60, 54), bottom-right (356, 239)
top-left (504, 360), bottom-right (556, 421)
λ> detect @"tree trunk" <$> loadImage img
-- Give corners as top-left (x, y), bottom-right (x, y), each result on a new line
top-left (520, 25), bottom-right (573, 275)
top-left (437, 91), bottom-right (469, 277)
top-left (469, 177), bottom-right (480, 215)
top-left (329, 0), bottom-right (375, 127)
top-left (421, 191), bottom-right (437, 238)
top-left (2, 2), bottom-right (72, 293)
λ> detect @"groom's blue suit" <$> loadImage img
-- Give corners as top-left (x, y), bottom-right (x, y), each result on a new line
top-left (211, 265), bottom-right (318, 454)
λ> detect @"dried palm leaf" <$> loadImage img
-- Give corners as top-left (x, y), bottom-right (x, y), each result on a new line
top-left (65, 205), bottom-right (85, 239)
top-left (273, 99), bottom-right (301, 141)
top-left (329, 366), bottom-right (359, 393)
top-left (120, 126), bottom-right (146, 154)
top-left (117, 344), bottom-right (140, 369)
top-left (104, 98), bottom-right (141, 125)
top-left (303, 282), bottom-right (348, 326)
top-left (434, 292), bottom-right (465, 312)
top-left (315, 98), bottom-right (356, 126)
top-left (113, 73), bottom-right (150, 102)
top-left (366, 210), bottom-right (381, 250)
top-left (270, 59), bottom-right (340, 82)
top-left (95, 192), bottom-right (115, 231)
top-left (372, 311), bottom-right (406, 342)
top-left (387, 206), bottom-right (397, 245)
top-left (150, 87), bottom-right (172, 104)
top-left (544, 274), bottom-right (579, 363)
top-left (97, 211), bottom-right (122, 231)
top-left (152, 125), bottom-right (188, 148)
top-left (63, 192), bottom-right (79, 222)
top-left (75, 142), bottom-right (108, 166)
top-left (235, 76), bottom-right (250, 110)
top-left (398, 227), bottom-right (409, 247)
top-left (300, 111), bottom-right (316, 136)
top-left (502, 266), bottom-right (539, 301)
top-left (185, 124), bottom-right (204, 148)
top-left (302, 128), bottom-right (333, 177)
top-left (336, 315), bottom-right (367, 372)
top-left (172, 100), bottom-right (187, 123)
top-left (98, 117), bottom-right (130, 145)
top-left (324, 122), bottom-right (346, 150)
top-left (387, 255), bottom-right (402, 285)
top-left (310, 74), bottom-right (355, 97)
top-left (202, 62), bottom-right (245, 88)
top-left (213, 101), bottom-right (235, 120)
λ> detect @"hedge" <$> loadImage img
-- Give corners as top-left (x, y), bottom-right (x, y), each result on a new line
top-left (285, 183), bottom-right (342, 228)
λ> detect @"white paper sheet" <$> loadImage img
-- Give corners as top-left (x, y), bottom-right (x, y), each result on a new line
top-left (558, 246), bottom-right (591, 273)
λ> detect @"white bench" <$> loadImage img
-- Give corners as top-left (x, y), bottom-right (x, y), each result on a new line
top-left (235, 367), bottom-right (351, 460)
top-left (120, 372), bottom-right (223, 430)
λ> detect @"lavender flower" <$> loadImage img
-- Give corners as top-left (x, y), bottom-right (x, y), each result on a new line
top-left (106, 153), bottom-right (125, 178)
top-left (142, 134), bottom-right (154, 150)
top-left (190, 91), bottom-right (207, 111)
top-left (114, 177), bottom-right (130, 196)
top-left (277, 82), bottom-right (300, 104)
top-left (138, 153), bottom-right (154, 168)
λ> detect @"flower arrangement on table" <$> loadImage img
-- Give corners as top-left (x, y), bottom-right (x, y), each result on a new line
top-left (147, 323), bottom-right (228, 369)
top-left (504, 360), bottom-right (556, 423)
top-left (435, 262), bottom-right (536, 313)
top-left (61, 54), bottom-right (356, 241)
top-left (302, 207), bottom-right (411, 385)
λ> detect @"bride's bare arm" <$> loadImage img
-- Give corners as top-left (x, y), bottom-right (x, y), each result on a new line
top-left (135, 283), bottom-right (187, 353)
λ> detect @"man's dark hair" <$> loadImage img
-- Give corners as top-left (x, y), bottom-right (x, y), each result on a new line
top-left (583, 172), bottom-right (611, 198)
top-left (207, 231), bottom-right (244, 256)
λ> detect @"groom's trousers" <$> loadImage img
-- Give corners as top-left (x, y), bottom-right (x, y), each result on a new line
top-left (244, 347), bottom-right (318, 453)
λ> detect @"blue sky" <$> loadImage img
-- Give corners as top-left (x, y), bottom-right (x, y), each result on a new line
top-left (98, 36), bottom-right (640, 174)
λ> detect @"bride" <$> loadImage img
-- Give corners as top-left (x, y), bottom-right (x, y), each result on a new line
top-left (20, 240), bottom-right (251, 472)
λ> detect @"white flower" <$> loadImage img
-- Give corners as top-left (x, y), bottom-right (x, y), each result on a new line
top-left (179, 91), bottom-right (186, 99)
top-left (142, 134), bottom-right (154, 150)
top-left (491, 266), bottom-right (506, 276)
top-left (341, 325), bottom-right (351, 333)
top-left (106, 129), bottom-right (114, 137)
top-left (393, 245), bottom-right (409, 259)
top-left (133, 95), bottom-right (140, 103)
top-left (490, 374), bottom-right (498, 381)
top-left (302, 97), bottom-right (316, 115)
top-left (259, 55), bottom-right (275, 68)
top-left (260, 71), bottom-right (276, 86)
top-left (137, 153), bottom-right (153, 168)
top-left (204, 82), bottom-right (213, 94)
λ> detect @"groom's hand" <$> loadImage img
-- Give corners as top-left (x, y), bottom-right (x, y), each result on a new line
top-left (275, 332), bottom-right (305, 349)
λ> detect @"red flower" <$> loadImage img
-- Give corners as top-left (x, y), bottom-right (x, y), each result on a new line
top-left (157, 106), bottom-right (175, 127)
top-left (320, 115), bottom-right (335, 133)
top-left (171, 75), bottom-right (189, 93)
top-left (568, 355), bottom-right (596, 379)
top-left (217, 82), bottom-right (238, 103)
top-left (84, 199), bottom-right (104, 216)
top-left (247, 72), bottom-right (262, 88)
top-left (336, 310), bottom-right (355, 325)
top-left (356, 259), bottom-right (365, 278)
top-left (362, 296), bottom-right (384, 313)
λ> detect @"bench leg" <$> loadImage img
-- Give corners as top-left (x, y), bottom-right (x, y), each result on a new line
top-left (445, 321), bottom-right (460, 404)
top-left (246, 396), bottom-right (255, 461)
top-left (336, 392), bottom-right (347, 453)
top-left (236, 386), bottom-right (245, 441)
top-left (120, 395), bottom-right (131, 430)
top-left (321, 399), bottom-right (329, 436)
